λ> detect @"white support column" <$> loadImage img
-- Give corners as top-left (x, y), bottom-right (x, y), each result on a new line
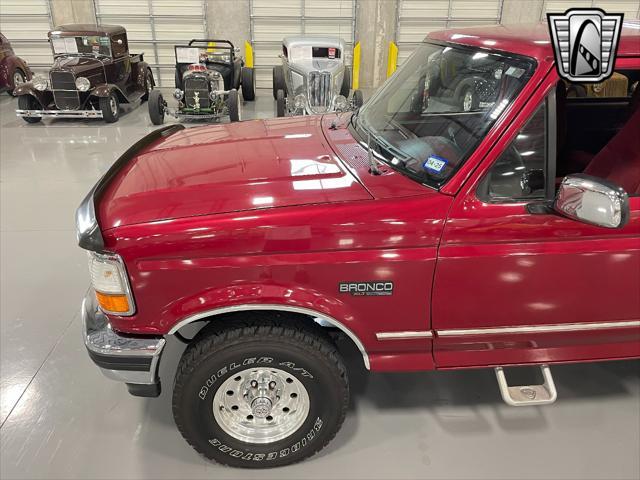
top-left (355, 0), bottom-right (398, 92)
top-left (206, 0), bottom-right (251, 55)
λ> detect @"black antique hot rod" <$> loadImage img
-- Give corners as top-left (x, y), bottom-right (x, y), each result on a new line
top-left (15, 24), bottom-right (154, 123)
top-left (148, 39), bottom-right (255, 124)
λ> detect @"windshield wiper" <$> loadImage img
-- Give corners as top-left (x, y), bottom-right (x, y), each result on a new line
top-left (366, 130), bottom-right (381, 175)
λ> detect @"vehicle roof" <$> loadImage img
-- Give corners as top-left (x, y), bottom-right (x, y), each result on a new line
top-left (426, 21), bottom-right (640, 61)
top-left (283, 36), bottom-right (346, 50)
top-left (49, 24), bottom-right (126, 36)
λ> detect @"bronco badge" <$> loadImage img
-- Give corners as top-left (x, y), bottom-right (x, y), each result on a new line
top-left (339, 282), bottom-right (394, 296)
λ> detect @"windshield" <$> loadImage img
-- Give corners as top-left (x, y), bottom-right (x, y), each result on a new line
top-left (50, 35), bottom-right (111, 57)
top-left (352, 42), bottom-right (535, 188)
top-left (175, 46), bottom-right (231, 65)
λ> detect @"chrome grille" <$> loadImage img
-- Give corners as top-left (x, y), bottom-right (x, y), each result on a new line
top-left (308, 71), bottom-right (331, 110)
top-left (50, 70), bottom-right (80, 109)
top-left (184, 76), bottom-right (209, 109)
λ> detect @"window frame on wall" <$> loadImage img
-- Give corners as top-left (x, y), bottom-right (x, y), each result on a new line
top-left (0, 0), bottom-right (54, 72)
top-left (92, 0), bottom-right (209, 87)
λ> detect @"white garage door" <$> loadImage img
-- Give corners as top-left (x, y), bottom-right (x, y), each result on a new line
top-left (94, 0), bottom-right (208, 87)
top-left (0, 0), bottom-right (53, 72)
top-left (542, 0), bottom-right (640, 19)
top-left (250, 0), bottom-right (357, 89)
top-left (396, 0), bottom-right (504, 63)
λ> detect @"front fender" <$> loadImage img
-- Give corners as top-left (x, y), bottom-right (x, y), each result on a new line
top-left (92, 84), bottom-right (128, 103)
top-left (13, 85), bottom-right (51, 107)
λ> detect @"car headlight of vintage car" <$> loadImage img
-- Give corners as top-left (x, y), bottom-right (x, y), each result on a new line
top-left (32, 74), bottom-right (48, 91)
top-left (173, 88), bottom-right (184, 100)
top-left (293, 94), bottom-right (306, 110)
top-left (75, 77), bottom-right (91, 92)
top-left (334, 95), bottom-right (348, 111)
top-left (88, 251), bottom-right (135, 316)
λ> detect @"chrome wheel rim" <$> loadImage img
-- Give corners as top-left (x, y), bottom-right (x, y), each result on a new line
top-left (213, 367), bottom-right (310, 444)
top-left (13, 71), bottom-right (25, 87)
top-left (463, 91), bottom-right (473, 111)
top-left (109, 96), bottom-right (117, 116)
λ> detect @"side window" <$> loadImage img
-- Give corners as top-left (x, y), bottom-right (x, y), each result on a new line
top-left (111, 33), bottom-right (128, 57)
top-left (478, 101), bottom-right (547, 202)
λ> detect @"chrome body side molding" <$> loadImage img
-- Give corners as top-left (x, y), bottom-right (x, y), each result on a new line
top-left (437, 320), bottom-right (640, 337)
top-left (169, 304), bottom-right (370, 370)
top-left (376, 331), bottom-right (433, 340)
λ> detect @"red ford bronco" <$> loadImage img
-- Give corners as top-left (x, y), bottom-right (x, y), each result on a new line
top-left (77, 23), bottom-right (640, 468)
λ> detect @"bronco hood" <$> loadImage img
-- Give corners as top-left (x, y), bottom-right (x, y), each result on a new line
top-left (97, 117), bottom-right (371, 230)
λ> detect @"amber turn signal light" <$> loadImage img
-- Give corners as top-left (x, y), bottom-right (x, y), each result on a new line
top-left (95, 291), bottom-right (131, 314)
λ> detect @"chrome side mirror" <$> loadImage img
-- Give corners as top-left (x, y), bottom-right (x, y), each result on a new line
top-left (554, 174), bottom-right (629, 228)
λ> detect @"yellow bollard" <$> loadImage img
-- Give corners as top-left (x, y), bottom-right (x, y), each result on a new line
top-left (386, 42), bottom-right (398, 78)
top-left (352, 41), bottom-right (361, 90)
top-left (387, 42), bottom-right (398, 78)
top-left (245, 41), bottom-right (254, 68)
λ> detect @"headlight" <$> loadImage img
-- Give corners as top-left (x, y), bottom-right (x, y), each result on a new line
top-left (334, 95), bottom-right (348, 111)
top-left (173, 88), bottom-right (183, 100)
top-left (88, 252), bottom-right (135, 316)
top-left (294, 94), bottom-right (306, 110)
top-left (75, 76), bottom-right (90, 92)
top-left (32, 75), bottom-right (48, 91)
top-left (209, 91), bottom-right (217, 101)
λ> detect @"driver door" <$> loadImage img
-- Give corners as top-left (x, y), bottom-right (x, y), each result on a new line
top-left (432, 73), bottom-right (640, 368)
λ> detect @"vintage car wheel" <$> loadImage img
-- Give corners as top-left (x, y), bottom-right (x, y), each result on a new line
top-left (352, 89), bottom-right (364, 109)
top-left (276, 89), bottom-right (286, 117)
top-left (227, 89), bottom-right (240, 122)
top-left (272, 65), bottom-right (286, 100)
top-left (9, 69), bottom-right (26, 96)
top-left (340, 67), bottom-right (351, 97)
top-left (148, 90), bottom-right (165, 125)
top-left (461, 87), bottom-right (478, 112)
top-left (100, 92), bottom-right (120, 123)
top-left (172, 317), bottom-right (349, 468)
top-left (17, 95), bottom-right (41, 123)
top-left (241, 67), bottom-right (256, 101)
top-left (141, 69), bottom-right (154, 102)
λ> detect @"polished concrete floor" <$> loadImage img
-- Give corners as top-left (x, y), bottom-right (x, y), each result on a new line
top-left (1, 91), bottom-right (639, 480)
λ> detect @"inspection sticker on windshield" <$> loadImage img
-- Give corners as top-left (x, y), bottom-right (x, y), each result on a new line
top-left (423, 155), bottom-right (448, 173)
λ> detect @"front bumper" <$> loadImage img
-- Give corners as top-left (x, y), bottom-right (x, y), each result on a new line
top-left (17, 109), bottom-right (103, 119)
top-left (82, 291), bottom-right (165, 397)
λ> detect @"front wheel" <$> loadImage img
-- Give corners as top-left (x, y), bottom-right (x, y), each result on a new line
top-left (172, 318), bottom-right (349, 468)
top-left (99, 92), bottom-right (120, 123)
top-left (241, 67), bottom-right (256, 101)
top-left (10, 69), bottom-right (26, 96)
top-left (461, 87), bottom-right (478, 112)
top-left (148, 89), bottom-right (165, 125)
top-left (340, 67), bottom-right (351, 97)
top-left (227, 89), bottom-right (240, 122)
top-left (272, 65), bottom-right (286, 99)
top-left (17, 95), bottom-right (41, 123)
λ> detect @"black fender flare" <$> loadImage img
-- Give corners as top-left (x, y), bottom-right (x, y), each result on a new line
top-left (91, 84), bottom-right (129, 103)
top-left (13, 84), bottom-right (50, 108)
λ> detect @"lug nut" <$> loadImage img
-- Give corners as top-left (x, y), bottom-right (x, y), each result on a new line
top-left (268, 381), bottom-right (277, 390)
top-left (250, 380), bottom-right (258, 388)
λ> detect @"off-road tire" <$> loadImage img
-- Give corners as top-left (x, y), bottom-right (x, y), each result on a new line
top-left (276, 89), bottom-right (286, 117)
top-left (18, 95), bottom-right (41, 123)
top-left (148, 90), bottom-right (165, 125)
top-left (172, 317), bottom-right (349, 468)
top-left (460, 86), bottom-right (479, 112)
top-left (99, 92), bottom-right (120, 123)
top-left (352, 89), bottom-right (364, 109)
top-left (227, 89), bottom-right (240, 122)
top-left (272, 65), bottom-right (286, 99)
top-left (10, 68), bottom-right (26, 96)
top-left (340, 67), bottom-right (351, 97)
top-left (241, 67), bottom-right (256, 101)
top-left (141, 68), bottom-right (154, 102)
